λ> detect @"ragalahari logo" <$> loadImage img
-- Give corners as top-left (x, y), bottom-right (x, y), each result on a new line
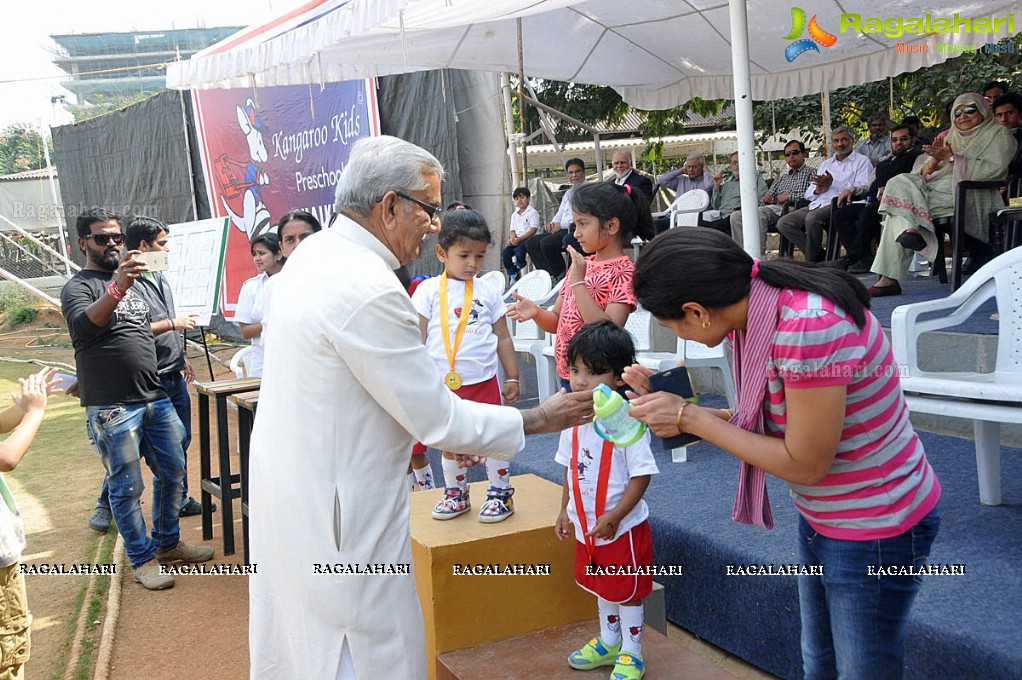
top-left (784, 7), bottom-right (838, 61)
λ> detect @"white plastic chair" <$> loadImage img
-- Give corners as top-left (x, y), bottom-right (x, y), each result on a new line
top-left (635, 189), bottom-right (711, 259)
top-left (503, 269), bottom-right (552, 305)
top-left (476, 270), bottom-right (506, 296)
top-left (631, 306), bottom-right (737, 462)
top-left (669, 189), bottom-right (711, 228)
top-left (230, 346), bottom-right (253, 379)
top-left (891, 247), bottom-right (1022, 506)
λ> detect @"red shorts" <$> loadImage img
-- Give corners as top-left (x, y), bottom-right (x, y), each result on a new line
top-left (411, 376), bottom-right (501, 455)
top-left (574, 521), bottom-right (653, 604)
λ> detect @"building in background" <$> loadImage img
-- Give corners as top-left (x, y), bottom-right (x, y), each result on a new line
top-left (49, 27), bottom-right (242, 105)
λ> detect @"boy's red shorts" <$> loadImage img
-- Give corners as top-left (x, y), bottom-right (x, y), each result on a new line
top-left (574, 520), bottom-right (653, 604)
top-left (411, 376), bottom-right (501, 456)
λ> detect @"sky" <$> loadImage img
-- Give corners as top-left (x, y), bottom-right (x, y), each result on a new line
top-left (0, 0), bottom-right (300, 130)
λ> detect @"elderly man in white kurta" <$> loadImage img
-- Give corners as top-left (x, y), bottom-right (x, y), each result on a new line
top-left (248, 136), bottom-right (592, 680)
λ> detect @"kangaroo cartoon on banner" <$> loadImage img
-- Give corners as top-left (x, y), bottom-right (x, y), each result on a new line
top-left (192, 80), bottom-right (380, 319)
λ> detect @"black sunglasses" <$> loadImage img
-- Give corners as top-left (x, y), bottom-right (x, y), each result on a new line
top-left (954, 105), bottom-right (979, 118)
top-left (392, 191), bottom-right (443, 221)
top-left (783, 149), bottom-right (802, 157)
top-left (85, 233), bottom-right (125, 246)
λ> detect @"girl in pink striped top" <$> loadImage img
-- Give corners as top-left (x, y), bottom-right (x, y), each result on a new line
top-left (625, 228), bottom-right (940, 680)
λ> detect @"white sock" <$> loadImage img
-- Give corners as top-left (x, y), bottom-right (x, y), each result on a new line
top-left (485, 458), bottom-right (511, 489)
top-left (406, 472), bottom-right (416, 491)
top-left (618, 604), bottom-right (644, 657)
top-left (598, 598), bottom-right (622, 647)
top-left (441, 456), bottom-right (468, 491)
top-left (413, 464), bottom-right (435, 490)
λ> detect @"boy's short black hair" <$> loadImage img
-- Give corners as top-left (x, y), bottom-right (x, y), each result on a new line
top-left (566, 320), bottom-right (636, 377)
top-left (512, 186), bottom-right (531, 199)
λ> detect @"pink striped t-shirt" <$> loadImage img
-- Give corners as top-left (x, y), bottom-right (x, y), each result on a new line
top-left (554, 255), bottom-right (636, 379)
top-left (763, 289), bottom-right (940, 540)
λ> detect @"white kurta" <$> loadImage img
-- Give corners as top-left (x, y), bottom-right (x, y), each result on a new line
top-left (248, 216), bottom-right (526, 679)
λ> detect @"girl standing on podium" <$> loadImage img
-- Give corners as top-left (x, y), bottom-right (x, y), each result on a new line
top-left (555, 321), bottom-right (659, 680)
top-left (411, 209), bottom-right (521, 522)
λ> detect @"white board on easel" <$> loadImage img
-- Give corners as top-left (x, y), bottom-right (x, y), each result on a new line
top-left (166, 217), bottom-right (229, 326)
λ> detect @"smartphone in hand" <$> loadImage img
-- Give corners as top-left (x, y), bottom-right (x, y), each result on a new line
top-left (647, 368), bottom-right (701, 448)
top-left (52, 373), bottom-right (77, 394)
top-left (136, 251), bottom-right (169, 272)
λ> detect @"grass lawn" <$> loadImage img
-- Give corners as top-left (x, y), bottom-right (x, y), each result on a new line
top-left (0, 360), bottom-right (112, 680)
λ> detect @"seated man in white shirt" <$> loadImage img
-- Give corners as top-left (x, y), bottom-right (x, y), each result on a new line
top-left (776, 126), bottom-right (872, 262)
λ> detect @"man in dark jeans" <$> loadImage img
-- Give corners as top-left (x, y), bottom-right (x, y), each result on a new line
top-left (88, 216), bottom-right (215, 535)
top-left (526, 158), bottom-right (586, 280)
top-left (830, 123), bottom-right (923, 272)
top-left (62, 208), bottom-right (214, 590)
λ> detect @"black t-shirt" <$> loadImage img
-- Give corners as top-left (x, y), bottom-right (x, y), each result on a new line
top-left (134, 273), bottom-right (186, 376)
top-left (60, 270), bottom-right (165, 407)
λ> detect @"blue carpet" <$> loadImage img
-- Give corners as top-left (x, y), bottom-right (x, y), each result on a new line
top-left (854, 272), bottom-right (999, 335)
top-left (427, 387), bottom-right (1022, 679)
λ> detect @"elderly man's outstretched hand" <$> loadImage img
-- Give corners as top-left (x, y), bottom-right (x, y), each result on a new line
top-left (526, 389), bottom-right (594, 435)
top-left (453, 389), bottom-right (595, 468)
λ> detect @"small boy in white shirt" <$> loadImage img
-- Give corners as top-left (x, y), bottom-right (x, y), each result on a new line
top-left (500, 187), bottom-right (540, 283)
top-left (555, 320), bottom-right (658, 680)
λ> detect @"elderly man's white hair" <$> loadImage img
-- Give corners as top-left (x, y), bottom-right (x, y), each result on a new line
top-left (334, 136), bottom-right (445, 217)
top-left (684, 153), bottom-right (705, 165)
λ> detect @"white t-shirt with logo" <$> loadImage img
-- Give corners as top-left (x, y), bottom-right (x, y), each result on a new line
top-left (412, 275), bottom-right (507, 385)
top-left (555, 424), bottom-right (659, 546)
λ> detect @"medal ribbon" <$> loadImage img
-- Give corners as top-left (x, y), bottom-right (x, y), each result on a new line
top-left (439, 272), bottom-right (473, 386)
top-left (570, 426), bottom-right (614, 564)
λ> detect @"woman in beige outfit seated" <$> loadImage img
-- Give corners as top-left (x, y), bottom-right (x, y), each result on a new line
top-left (868, 93), bottom-right (1017, 296)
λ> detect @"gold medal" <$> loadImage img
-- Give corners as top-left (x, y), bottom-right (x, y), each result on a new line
top-left (439, 272), bottom-right (473, 392)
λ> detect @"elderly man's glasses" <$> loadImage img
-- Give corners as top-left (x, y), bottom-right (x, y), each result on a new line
top-left (392, 192), bottom-right (443, 221)
top-left (783, 150), bottom-right (802, 157)
top-left (954, 105), bottom-right (979, 118)
top-left (85, 233), bottom-right (124, 246)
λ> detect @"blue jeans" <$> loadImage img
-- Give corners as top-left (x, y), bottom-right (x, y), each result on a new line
top-left (86, 399), bottom-right (186, 568)
top-left (98, 372), bottom-right (192, 506)
top-left (797, 506), bottom-right (940, 680)
top-left (501, 242), bottom-right (529, 275)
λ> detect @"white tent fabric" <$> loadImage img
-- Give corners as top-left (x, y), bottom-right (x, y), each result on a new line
top-left (167, 0), bottom-right (1022, 109)
top-left (167, 0), bottom-right (1022, 257)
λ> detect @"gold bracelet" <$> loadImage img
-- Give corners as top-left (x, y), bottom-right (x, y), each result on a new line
top-left (675, 402), bottom-right (687, 432)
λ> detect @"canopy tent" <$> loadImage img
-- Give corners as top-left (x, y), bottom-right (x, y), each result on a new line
top-left (167, 0), bottom-right (1022, 255)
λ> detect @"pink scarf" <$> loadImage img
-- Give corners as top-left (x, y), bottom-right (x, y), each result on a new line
top-left (729, 272), bottom-right (781, 529)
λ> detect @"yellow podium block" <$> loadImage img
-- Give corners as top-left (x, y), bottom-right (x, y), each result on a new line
top-left (411, 473), bottom-right (595, 680)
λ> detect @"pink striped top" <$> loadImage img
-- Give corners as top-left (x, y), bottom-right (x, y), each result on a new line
top-left (763, 289), bottom-right (941, 540)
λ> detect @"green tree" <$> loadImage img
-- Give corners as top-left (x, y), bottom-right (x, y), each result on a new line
top-left (748, 37), bottom-right (1022, 150)
top-left (515, 78), bottom-right (726, 167)
top-left (67, 92), bottom-right (157, 123)
top-left (0, 124), bottom-right (46, 175)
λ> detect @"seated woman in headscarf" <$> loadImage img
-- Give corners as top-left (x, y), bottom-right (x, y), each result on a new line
top-left (868, 93), bottom-right (1017, 296)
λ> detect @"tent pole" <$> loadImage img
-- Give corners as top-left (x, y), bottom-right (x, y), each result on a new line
top-left (516, 18), bottom-right (528, 180)
top-left (821, 91), bottom-right (832, 152)
top-left (39, 121), bottom-right (71, 276)
top-left (728, 0), bottom-right (761, 257)
top-left (501, 73), bottom-right (521, 186)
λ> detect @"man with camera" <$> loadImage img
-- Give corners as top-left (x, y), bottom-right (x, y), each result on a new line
top-left (60, 208), bottom-right (214, 591)
top-left (86, 216), bottom-right (212, 537)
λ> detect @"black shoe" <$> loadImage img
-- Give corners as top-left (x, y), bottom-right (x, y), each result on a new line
top-left (962, 253), bottom-right (992, 276)
top-left (896, 231), bottom-right (927, 252)
top-left (179, 497), bottom-right (214, 517)
top-left (827, 257), bottom-right (852, 271)
top-left (848, 257), bottom-right (874, 274)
